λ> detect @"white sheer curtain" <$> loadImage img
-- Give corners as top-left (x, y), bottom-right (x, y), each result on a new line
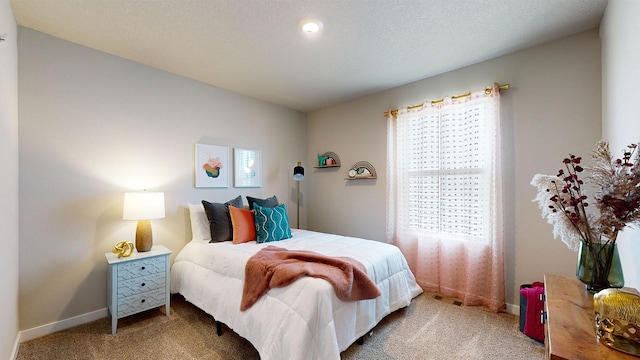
top-left (386, 83), bottom-right (505, 312)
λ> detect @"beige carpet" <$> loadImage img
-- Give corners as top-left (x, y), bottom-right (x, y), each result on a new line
top-left (17, 293), bottom-right (544, 359)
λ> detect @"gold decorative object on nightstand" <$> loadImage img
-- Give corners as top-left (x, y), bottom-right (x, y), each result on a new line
top-left (112, 241), bottom-right (134, 258)
top-left (594, 288), bottom-right (640, 356)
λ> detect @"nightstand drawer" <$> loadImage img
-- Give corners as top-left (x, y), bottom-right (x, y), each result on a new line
top-left (117, 272), bottom-right (165, 298)
top-left (117, 256), bottom-right (166, 280)
top-left (117, 287), bottom-right (166, 316)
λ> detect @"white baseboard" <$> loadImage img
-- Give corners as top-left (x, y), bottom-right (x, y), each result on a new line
top-left (19, 308), bottom-right (108, 343)
top-left (506, 303), bottom-right (519, 315)
top-left (11, 333), bottom-right (20, 360)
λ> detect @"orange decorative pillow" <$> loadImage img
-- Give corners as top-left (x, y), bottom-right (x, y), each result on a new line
top-left (229, 206), bottom-right (256, 244)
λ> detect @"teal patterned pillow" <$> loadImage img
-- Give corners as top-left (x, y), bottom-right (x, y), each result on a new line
top-left (253, 203), bottom-right (292, 243)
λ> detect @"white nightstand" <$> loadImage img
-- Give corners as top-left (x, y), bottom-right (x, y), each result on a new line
top-left (105, 245), bottom-right (171, 334)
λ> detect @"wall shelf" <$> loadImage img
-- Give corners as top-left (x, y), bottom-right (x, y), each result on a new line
top-left (345, 176), bottom-right (377, 180)
top-left (315, 151), bottom-right (341, 168)
top-left (345, 161), bottom-right (377, 180)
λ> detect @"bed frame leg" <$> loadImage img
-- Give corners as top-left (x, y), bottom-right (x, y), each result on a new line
top-left (216, 321), bottom-right (222, 336)
top-left (357, 336), bottom-right (365, 345)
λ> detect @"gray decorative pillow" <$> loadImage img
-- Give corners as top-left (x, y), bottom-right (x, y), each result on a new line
top-left (202, 196), bottom-right (243, 242)
top-left (247, 195), bottom-right (278, 210)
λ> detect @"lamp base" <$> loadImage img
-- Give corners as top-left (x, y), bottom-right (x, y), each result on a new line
top-left (135, 219), bottom-right (153, 252)
top-left (296, 180), bottom-right (300, 229)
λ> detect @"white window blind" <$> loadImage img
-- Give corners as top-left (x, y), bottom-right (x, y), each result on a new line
top-left (405, 104), bottom-right (485, 238)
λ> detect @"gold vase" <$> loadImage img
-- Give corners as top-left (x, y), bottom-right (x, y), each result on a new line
top-left (594, 289), bottom-right (640, 356)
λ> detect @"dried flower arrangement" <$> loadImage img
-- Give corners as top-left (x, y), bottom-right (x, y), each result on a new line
top-left (531, 140), bottom-right (640, 291)
top-left (531, 140), bottom-right (640, 251)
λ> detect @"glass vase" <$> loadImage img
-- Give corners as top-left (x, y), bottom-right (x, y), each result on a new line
top-left (576, 241), bottom-right (624, 292)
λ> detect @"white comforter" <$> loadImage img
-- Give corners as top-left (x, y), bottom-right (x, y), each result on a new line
top-left (170, 229), bottom-right (422, 360)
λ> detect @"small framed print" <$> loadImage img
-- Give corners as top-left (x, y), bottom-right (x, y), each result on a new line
top-left (195, 144), bottom-right (230, 188)
top-left (234, 148), bottom-right (262, 188)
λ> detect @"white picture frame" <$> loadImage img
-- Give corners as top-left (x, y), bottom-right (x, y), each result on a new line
top-left (234, 148), bottom-right (262, 188)
top-left (195, 144), bottom-right (230, 188)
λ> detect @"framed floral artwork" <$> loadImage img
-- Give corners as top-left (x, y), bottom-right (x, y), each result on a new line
top-left (195, 144), bottom-right (229, 188)
top-left (234, 148), bottom-right (262, 188)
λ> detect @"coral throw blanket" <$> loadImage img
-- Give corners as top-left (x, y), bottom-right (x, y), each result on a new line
top-left (241, 245), bottom-right (381, 311)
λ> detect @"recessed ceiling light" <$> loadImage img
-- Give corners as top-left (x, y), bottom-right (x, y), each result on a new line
top-left (299, 18), bottom-right (323, 34)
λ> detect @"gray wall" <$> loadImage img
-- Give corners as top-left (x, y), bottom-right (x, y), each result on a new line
top-left (17, 28), bottom-right (306, 331)
top-left (0, 0), bottom-right (19, 357)
top-left (306, 29), bottom-right (603, 308)
top-left (601, 0), bottom-right (640, 290)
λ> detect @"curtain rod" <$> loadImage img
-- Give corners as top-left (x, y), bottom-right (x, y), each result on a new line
top-left (384, 83), bottom-right (510, 117)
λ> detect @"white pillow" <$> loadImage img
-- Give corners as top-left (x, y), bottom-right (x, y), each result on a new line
top-left (188, 202), bottom-right (211, 242)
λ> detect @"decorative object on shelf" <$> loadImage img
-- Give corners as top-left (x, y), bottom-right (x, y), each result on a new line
top-left (346, 161), bottom-right (377, 179)
top-left (318, 154), bottom-right (328, 166)
top-left (123, 191), bottom-right (165, 252)
top-left (315, 151), bottom-right (341, 167)
top-left (594, 288), bottom-right (640, 356)
top-left (293, 162), bottom-right (304, 228)
top-left (234, 148), bottom-right (262, 188)
top-left (531, 140), bottom-right (640, 292)
top-left (112, 241), bottom-right (134, 258)
top-left (195, 143), bottom-right (230, 188)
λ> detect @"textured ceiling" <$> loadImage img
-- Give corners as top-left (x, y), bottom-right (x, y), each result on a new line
top-left (10, 0), bottom-right (608, 113)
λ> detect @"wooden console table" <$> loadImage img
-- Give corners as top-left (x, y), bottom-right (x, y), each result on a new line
top-left (543, 274), bottom-right (638, 360)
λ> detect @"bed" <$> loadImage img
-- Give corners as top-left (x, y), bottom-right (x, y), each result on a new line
top-left (170, 203), bottom-right (423, 360)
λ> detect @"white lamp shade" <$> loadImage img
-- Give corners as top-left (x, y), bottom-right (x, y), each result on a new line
top-left (122, 192), bottom-right (165, 220)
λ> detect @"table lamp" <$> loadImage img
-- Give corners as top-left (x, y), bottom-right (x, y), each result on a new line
top-left (123, 191), bottom-right (165, 252)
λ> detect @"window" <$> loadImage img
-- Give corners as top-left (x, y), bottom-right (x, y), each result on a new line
top-left (386, 84), bottom-right (504, 311)
top-left (405, 104), bottom-right (486, 238)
